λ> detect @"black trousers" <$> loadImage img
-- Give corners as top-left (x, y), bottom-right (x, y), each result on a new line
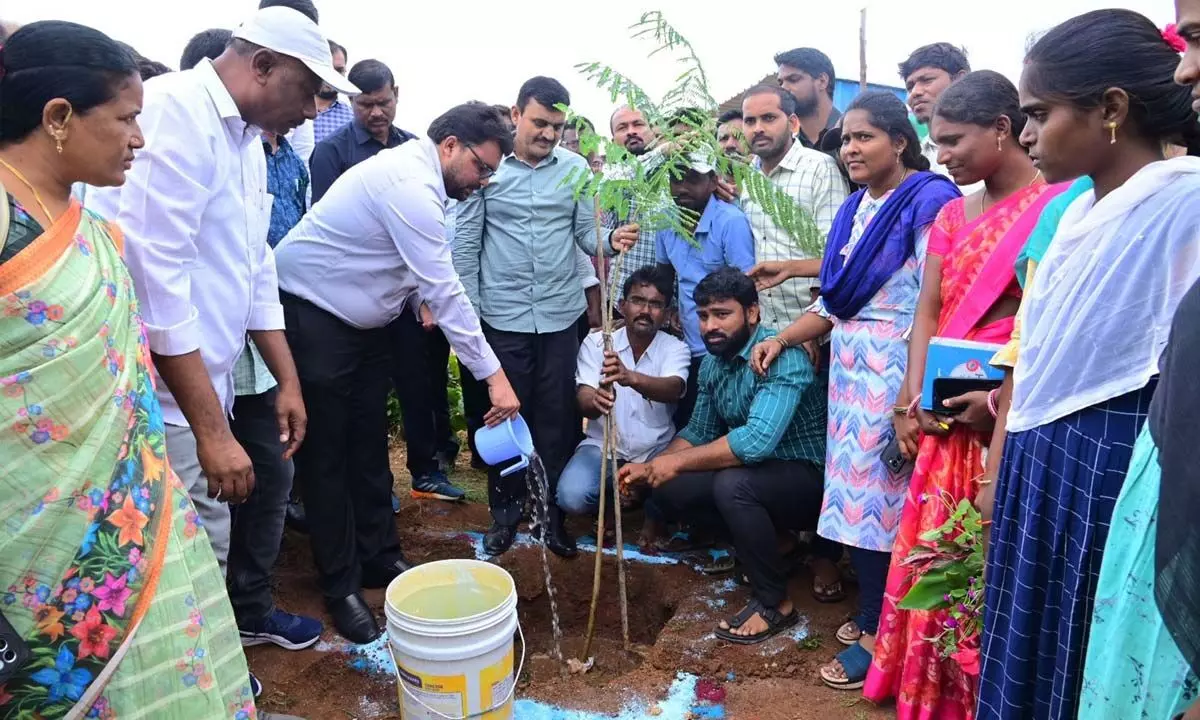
top-left (672, 355), bottom-right (706, 431)
top-left (282, 292), bottom-right (401, 600)
top-left (227, 387), bottom-right (292, 626)
top-left (390, 311), bottom-right (457, 479)
top-left (652, 459), bottom-right (840, 608)
top-left (458, 356), bottom-right (489, 460)
top-left (482, 323), bottom-right (579, 527)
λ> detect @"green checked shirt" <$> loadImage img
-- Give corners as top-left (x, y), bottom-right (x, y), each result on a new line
top-left (232, 338), bottom-right (276, 397)
top-left (678, 323), bottom-right (826, 465)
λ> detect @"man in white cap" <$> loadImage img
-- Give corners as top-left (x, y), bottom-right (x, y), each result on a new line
top-left (88, 5), bottom-right (356, 671)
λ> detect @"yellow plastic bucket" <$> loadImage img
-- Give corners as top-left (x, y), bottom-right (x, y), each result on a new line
top-left (384, 560), bottom-right (523, 719)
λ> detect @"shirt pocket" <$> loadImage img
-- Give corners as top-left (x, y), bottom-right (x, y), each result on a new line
top-left (697, 238), bottom-right (727, 272)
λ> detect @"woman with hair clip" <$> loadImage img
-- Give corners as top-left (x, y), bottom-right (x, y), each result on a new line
top-left (1076, 6), bottom-right (1200, 719)
top-left (0, 21), bottom-right (289, 719)
top-left (973, 9), bottom-right (1200, 720)
top-left (863, 70), bottom-right (1068, 718)
top-left (750, 90), bottom-right (960, 691)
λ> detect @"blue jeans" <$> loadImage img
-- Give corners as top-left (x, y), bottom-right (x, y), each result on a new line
top-left (556, 444), bottom-right (626, 516)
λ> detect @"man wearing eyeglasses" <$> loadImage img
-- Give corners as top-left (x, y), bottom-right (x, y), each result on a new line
top-left (454, 76), bottom-right (639, 558)
top-left (272, 102), bottom-right (520, 644)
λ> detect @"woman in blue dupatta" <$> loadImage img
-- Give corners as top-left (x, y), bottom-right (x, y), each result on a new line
top-left (751, 91), bottom-right (959, 690)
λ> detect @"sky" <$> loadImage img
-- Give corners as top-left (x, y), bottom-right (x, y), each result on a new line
top-left (9, 0), bottom-right (1175, 134)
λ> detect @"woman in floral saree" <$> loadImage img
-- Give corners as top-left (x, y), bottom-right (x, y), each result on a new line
top-left (862, 71), bottom-right (1067, 718)
top-left (0, 22), bottom-right (255, 719)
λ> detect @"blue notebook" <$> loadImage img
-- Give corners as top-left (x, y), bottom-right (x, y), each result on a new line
top-left (921, 337), bottom-right (1005, 411)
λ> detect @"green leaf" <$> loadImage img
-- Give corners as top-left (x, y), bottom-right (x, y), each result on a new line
top-left (899, 569), bottom-right (954, 610)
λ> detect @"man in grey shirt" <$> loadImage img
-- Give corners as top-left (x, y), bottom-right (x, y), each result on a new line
top-left (454, 76), bottom-right (638, 557)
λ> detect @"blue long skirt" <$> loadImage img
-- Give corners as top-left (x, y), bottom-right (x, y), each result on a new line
top-left (977, 382), bottom-right (1156, 720)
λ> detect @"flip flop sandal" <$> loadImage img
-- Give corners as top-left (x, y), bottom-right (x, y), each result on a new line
top-left (717, 599), bottom-right (764, 632)
top-left (714, 604), bottom-right (799, 645)
top-left (699, 549), bottom-right (736, 575)
top-left (655, 531), bottom-right (714, 554)
top-left (820, 643), bottom-right (872, 690)
top-left (812, 577), bottom-right (847, 604)
top-left (836, 620), bottom-right (862, 646)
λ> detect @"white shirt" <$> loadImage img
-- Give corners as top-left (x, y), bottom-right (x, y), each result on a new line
top-left (922, 137), bottom-right (984, 195)
top-left (745, 141), bottom-right (849, 331)
top-left (274, 137), bottom-right (501, 382)
top-left (576, 328), bottom-right (691, 462)
top-left (89, 60), bottom-right (282, 427)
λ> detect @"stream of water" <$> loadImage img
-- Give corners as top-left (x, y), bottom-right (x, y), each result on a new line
top-left (525, 453), bottom-right (564, 663)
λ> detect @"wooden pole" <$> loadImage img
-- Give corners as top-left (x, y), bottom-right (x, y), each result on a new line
top-left (859, 7), bottom-right (868, 92)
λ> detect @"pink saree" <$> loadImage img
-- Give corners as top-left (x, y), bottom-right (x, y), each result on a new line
top-left (863, 181), bottom-right (1066, 719)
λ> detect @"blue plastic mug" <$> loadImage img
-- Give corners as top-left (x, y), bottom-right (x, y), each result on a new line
top-left (473, 414), bottom-right (534, 477)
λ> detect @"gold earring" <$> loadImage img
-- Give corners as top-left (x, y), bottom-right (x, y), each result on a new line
top-left (1109, 122), bottom-right (1119, 145)
top-left (996, 135), bottom-right (1004, 152)
top-left (55, 134), bottom-right (63, 154)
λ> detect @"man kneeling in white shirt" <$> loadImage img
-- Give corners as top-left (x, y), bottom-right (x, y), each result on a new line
top-left (557, 266), bottom-right (691, 519)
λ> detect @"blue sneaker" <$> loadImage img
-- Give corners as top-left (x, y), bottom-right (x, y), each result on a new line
top-left (240, 609), bottom-right (322, 651)
top-left (411, 471), bottom-right (466, 502)
top-left (392, 492), bottom-right (401, 514)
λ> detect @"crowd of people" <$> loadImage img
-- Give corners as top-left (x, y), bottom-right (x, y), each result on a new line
top-left (1, 1), bottom-right (1199, 719)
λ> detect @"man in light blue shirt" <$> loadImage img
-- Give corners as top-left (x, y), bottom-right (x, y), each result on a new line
top-left (655, 153), bottom-right (755, 427)
top-left (453, 76), bottom-right (638, 557)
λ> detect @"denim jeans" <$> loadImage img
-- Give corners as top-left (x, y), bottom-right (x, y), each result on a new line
top-left (556, 444), bottom-right (624, 516)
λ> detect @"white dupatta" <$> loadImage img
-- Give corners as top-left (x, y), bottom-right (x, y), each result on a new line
top-left (1008, 157), bottom-right (1200, 433)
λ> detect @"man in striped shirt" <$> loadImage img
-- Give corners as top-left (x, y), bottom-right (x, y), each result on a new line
top-left (619, 268), bottom-right (838, 645)
top-left (742, 85), bottom-right (848, 331)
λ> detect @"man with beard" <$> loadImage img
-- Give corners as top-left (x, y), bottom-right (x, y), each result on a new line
top-left (313, 38), bottom-right (351, 143)
top-left (655, 153), bottom-right (755, 428)
top-left (454, 77), bottom-right (639, 557)
top-left (556, 266), bottom-right (690, 519)
top-left (774, 47), bottom-right (841, 152)
top-left (604, 106), bottom-right (662, 307)
top-left (620, 267), bottom-right (834, 645)
top-left (272, 102), bottom-right (521, 643)
top-left (717, 109), bottom-right (748, 158)
top-left (741, 85), bottom-right (847, 331)
top-left (310, 59), bottom-right (417, 202)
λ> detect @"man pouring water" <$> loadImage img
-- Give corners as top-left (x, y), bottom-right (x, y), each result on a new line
top-left (273, 102), bottom-right (520, 644)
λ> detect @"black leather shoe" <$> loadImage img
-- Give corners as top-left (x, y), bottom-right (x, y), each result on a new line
top-left (285, 499), bottom-right (308, 534)
top-left (327, 593), bottom-right (380, 645)
top-left (484, 523), bottom-right (517, 556)
top-left (546, 521), bottom-right (578, 559)
top-left (361, 555), bottom-right (415, 589)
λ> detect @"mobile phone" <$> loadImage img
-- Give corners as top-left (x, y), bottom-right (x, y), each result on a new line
top-left (882, 437), bottom-right (914, 476)
top-left (931, 378), bottom-right (1002, 416)
top-left (0, 610), bottom-right (31, 683)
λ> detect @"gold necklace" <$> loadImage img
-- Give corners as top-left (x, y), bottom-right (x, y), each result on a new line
top-left (980, 169), bottom-right (1042, 215)
top-left (0, 157), bottom-right (56, 224)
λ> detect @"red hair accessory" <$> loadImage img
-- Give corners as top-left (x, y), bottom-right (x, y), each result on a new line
top-left (1164, 24), bottom-right (1187, 54)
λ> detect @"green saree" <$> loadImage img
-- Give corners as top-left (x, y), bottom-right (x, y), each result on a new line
top-left (0, 196), bottom-right (255, 719)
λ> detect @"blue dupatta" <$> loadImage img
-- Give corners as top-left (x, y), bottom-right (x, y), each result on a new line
top-left (819, 171), bottom-right (960, 319)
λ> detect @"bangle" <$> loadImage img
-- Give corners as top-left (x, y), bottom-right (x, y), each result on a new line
top-left (772, 335), bottom-right (790, 349)
top-left (906, 394), bottom-right (922, 419)
top-left (986, 388), bottom-right (1000, 418)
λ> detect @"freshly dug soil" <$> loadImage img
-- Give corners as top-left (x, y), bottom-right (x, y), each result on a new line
top-left (249, 467), bottom-right (893, 719)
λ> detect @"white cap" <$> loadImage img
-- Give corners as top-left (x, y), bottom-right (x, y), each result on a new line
top-left (685, 151), bottom-right (717, 175)
top-left (232, 6), bottom-right (359, 95)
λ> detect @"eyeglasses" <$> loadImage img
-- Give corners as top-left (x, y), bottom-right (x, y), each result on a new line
top-left (465, 144), bottom-right (499, 180)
